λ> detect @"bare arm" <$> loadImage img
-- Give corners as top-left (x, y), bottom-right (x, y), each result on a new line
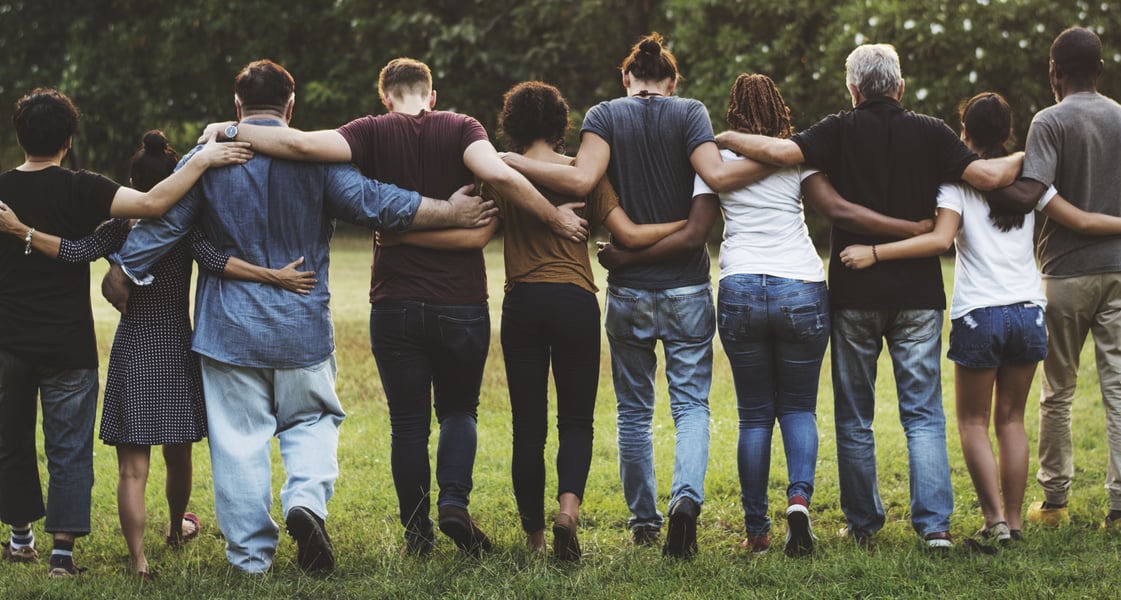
top-left (838, 208), bottom-right (961, 270)
top-left (715, 131), bottom-right (804, 167)
top-left (0, 201), bottom-right (61, 257)
top-left (601, 206), bottom-right (686, 248)
top-left (377, 219), bottom-right (499, 251)
top-left (597, 193), bottom-right (719, 270)
top-left (802, 172), bottom-right (934, 238)
top-left (1041, 191), bottom-right (1121, 236)
top-left (211, 122), bottom-right (353, 163)
top-left (224, 256), bottom-right (317, 294)
top-left (983, 177), bottom-right (1046, 215)
top-left (690, 141), bottom-right (777, 193)
top-left (464, 140), bottom-right (588, 241)
top-left (502, 131), bottom-right (611, 197)
top-left (961, 152), bottom-right (1024, 191)
top-left (109, 135), bottom-right (252, 218)
top-left (0, 202), bottom-right (131, 260)
top-left (407, 184), bottom-right (498, 230)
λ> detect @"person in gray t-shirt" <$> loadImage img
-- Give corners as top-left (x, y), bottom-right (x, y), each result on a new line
top-left (990, 26), bottom-right (1121, 530)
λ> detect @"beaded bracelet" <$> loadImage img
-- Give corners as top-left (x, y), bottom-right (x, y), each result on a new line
top-left (23, 228), bottom-right (35, 255)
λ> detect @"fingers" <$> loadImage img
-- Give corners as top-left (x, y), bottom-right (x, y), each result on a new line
top-left (284, 256), bottom-right (306, 269)
top-left (455, 183), bottom-right (476, 196)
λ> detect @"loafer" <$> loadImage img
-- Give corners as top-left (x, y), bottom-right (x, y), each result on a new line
top-left (286, 506), bottom-right (335, 573)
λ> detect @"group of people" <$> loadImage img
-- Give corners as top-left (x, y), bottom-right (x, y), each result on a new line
top-left (1, 23), bottom-right (1120, 580)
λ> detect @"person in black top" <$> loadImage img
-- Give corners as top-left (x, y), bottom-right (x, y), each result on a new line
top-left (716, 44), bottom-right (1022, 549)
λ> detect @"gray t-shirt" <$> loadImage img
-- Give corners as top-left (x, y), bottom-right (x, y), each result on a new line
top-left (581, 95), bottom-right (716, 289)
top-left (1023, 92), bottom-right (1121, 277)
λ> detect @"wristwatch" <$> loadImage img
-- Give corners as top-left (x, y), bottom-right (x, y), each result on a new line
top-left (224, 123), bottom-right (239, 140)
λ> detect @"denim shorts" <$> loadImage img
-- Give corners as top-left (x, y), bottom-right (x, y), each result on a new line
top-left (947, 303), bottom-right (1047, 368)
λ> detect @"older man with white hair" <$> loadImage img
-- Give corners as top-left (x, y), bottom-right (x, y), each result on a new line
top-left (717, 44), bottom-right (1021, 548)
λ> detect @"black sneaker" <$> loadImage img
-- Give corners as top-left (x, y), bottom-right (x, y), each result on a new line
top-left (437, 505), bottom-right (492, 558)
top-left (632, 524), bottom-right (660, 546)
top-left (285, 506), bottom-right (335, 573)
top-left (662, 497), bottom-right (699, 559)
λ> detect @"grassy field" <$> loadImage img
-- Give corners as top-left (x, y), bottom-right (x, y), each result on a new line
top-left (3, 234), bottom-right (1120, 599)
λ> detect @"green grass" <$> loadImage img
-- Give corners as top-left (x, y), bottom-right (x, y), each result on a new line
top-left (4, 234), bottom-right (1121, 599)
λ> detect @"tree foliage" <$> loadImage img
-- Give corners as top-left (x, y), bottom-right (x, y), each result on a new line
top-left (1, 0), bottom-right (1117, 197)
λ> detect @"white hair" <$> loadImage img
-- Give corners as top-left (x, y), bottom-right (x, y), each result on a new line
top-left (845, 44), bottom-right (903, 98)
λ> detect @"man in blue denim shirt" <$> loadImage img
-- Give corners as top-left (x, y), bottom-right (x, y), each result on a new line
top-left (104, 60), bottom-right (494, 574)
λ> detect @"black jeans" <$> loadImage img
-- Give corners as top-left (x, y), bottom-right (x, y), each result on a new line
top-left (501, 283), bottom-right (599, 532)
top-left (369, 300), bottom-right (489, 533)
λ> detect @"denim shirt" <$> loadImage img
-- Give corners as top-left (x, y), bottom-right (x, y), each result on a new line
top-left (117, 119), bottom-right (422, 368)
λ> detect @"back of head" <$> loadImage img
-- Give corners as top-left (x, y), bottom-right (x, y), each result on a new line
top-left (845, 44), bottom-right (902, 99)
top-left (499, 81), bottom-right (570, 154)
top-left (1051, 27), bottom-right (1102, 82)
top-left (234, 59), bottom-right (295, 113)
top-left (726, 74), bottom-right (793, 139)
top-left (620, 32), bottom-right (679, 83)
top-left (13, 87), bottom-right (80, 157)
top-left (130, 130), bottom-right (179, 192)
top-left (378, 58), bottom-right (433, 105)
top-left (960, 92), bottom-right (1022, 231)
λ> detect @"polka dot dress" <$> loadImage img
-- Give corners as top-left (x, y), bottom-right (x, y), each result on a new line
top-left (97, 238), bottom-right (206, 445)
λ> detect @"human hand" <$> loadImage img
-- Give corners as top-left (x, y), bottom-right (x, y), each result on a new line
top-left (447, 184), bottom-right (498, 228)
top-left (197, 121), bottom-right (237, 144)
top-left (838, 245), bottom-right (876, 270)
top-left (274, 257), bottom-right (317, 294)
top-left (912, 218), bottom-right (935, 236)
top-left (0, 201), bottom-right (28, 237)
top-left (375, 230), bottom-right (402, 247)
top-left (596, 241), bottom-right (631, 269)
top-left (550, 202), bottom-right (589, 243)
top-left (101, 263), bottom-right (132, 314)
top-left (193, 131), bottom-right (254, 168)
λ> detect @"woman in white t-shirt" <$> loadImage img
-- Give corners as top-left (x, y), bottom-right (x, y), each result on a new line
top-left (840, 92), bottom-right (1121, 545)
top-left (700, 74), bottom-right (933, 557)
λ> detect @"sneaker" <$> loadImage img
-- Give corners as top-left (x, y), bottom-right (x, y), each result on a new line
top-left (978, 521), bottom-right (1012, 545)
top-left (285, 506), bottom-right (335, 573)
top-left (784, 497), bottom-right (815, 557)
top-left (632, 524), bottom-right (660, 546)
top-left (924, 531), bottom-right (953, 550)
top-left (46, 556), bottom-right (85, 579)
top-left (1, 542), bottom-right (39, 563)
top-left (741, 534), bottom-right (770, 555)
top-left (1009, 529), bottom-right (1024, 542)
top-left (437, 505), bottom-right (492, 558)
top-left (1026, 501), bottom-right (1070, 526)
top-left (403, 521), bottom-right (435, 557)
top-left (663, 497), bottom-right (699, 559)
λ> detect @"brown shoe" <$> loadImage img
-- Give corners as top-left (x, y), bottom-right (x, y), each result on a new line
top-left (552, 513), bottom-right (581, 562)
top-left (437, 505), bottom-right (492, 557)
top-left (1, 541), bottom-right (38, 563)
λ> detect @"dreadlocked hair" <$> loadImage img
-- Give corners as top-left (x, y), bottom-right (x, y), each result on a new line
top-left (726, 74), bottom-right (794, 138)
top-left (960, 92), bottom-right (1022, 232)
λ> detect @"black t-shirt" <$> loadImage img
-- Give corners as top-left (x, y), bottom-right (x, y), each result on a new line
top-left (0, 167), bottom-right (118, 368)
top-left (792, 97), bottom-right (977, 310)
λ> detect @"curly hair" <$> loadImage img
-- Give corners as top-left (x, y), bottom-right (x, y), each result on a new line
top-left (13, 88), bottom-right (80, 156)
top-left (498, 81), bottom-right (570, 154)
top-left (620, 32), bottom-right (679, 83)
top-left (726, 74), bottom-right (793, 138)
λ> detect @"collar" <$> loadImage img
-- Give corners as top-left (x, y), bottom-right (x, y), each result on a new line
top-left (855, 96), bottom-right (902, 110)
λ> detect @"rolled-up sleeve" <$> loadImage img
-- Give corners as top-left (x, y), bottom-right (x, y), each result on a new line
top-left (323, 163), bottom-right (422, 231)
top-left (117, 187), bottom-right (201, 283)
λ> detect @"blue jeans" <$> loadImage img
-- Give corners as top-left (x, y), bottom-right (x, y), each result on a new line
top-left (831, 309), bottom-right (953, 538)
top-left (605, 283), bottom-right (714, 531)
top-left (369, 300), bottom-right (489, 534)
top-left (717, 276), bottom-right (828, 535)
top-left (0, 349), bottom-right (96, 535)
top-left (201, 355), bottom-right (345, 573)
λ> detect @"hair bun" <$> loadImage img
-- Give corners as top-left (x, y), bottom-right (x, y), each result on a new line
top-left (142, 130), bottom-right (170, 156)
top-left (639, 39), bottom-right (661, 56)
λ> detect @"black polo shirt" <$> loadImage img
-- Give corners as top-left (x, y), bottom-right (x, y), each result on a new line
top-left (792, 96), bottom-right (977, 310)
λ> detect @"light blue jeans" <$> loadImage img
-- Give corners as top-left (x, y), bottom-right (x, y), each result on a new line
top-left (201, 355), bottom-right (345, 573)
top-left (831, 309), bottom-right (953, 538)
top-left (717, 276), bottom-right (828, 536)
top-left (605, 283), bottom-right (714, 532)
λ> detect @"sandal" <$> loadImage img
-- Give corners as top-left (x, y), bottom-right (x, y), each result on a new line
top-left (166, 512), bottom-right (201, 547)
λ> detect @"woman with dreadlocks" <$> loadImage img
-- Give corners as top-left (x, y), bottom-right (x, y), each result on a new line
top-left (840, 92), bottom-right (1121, 547)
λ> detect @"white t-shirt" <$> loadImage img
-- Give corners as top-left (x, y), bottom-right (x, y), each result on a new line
top-left (937, 183), bottom-right (1055, 319)
top-left (694, 149), bottom-right (825, 282)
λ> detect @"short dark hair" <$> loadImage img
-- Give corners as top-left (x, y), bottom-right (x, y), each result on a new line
top-left (234, 59), bottom-right (295, 112)
top-left (13, 88), bottom-right (80, 156)
top-left (498, 82), bottom-right (569, 154)
top-left (378, 58), bottom-right (433, 103)
top-left (1051, 27), bottom-right (1102, 82)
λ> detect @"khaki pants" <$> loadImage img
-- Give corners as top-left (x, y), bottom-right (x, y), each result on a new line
top-left (1039, 273), bottom-right (1121, 510)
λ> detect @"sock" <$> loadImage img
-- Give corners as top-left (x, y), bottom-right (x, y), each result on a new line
top-left (50, 538), bottom-right (74, 566)
top-left (9, 525), bottom-right (33, 550)
top-left (1041, 501), bottom-right (1067, 510)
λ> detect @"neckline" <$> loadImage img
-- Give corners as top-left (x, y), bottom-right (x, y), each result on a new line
top-left (635, 90), bottom-right (663, 98)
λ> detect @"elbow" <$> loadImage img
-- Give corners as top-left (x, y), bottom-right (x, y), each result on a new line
top-left (933, 238), bottom-right (954, 254)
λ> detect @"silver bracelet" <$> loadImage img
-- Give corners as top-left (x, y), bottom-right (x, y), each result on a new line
top-left (23, 228), bottom-right (35, 255)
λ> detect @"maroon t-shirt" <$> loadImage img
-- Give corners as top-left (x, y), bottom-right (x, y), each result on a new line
top-left (338, 111), bottom-right (489, 304)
